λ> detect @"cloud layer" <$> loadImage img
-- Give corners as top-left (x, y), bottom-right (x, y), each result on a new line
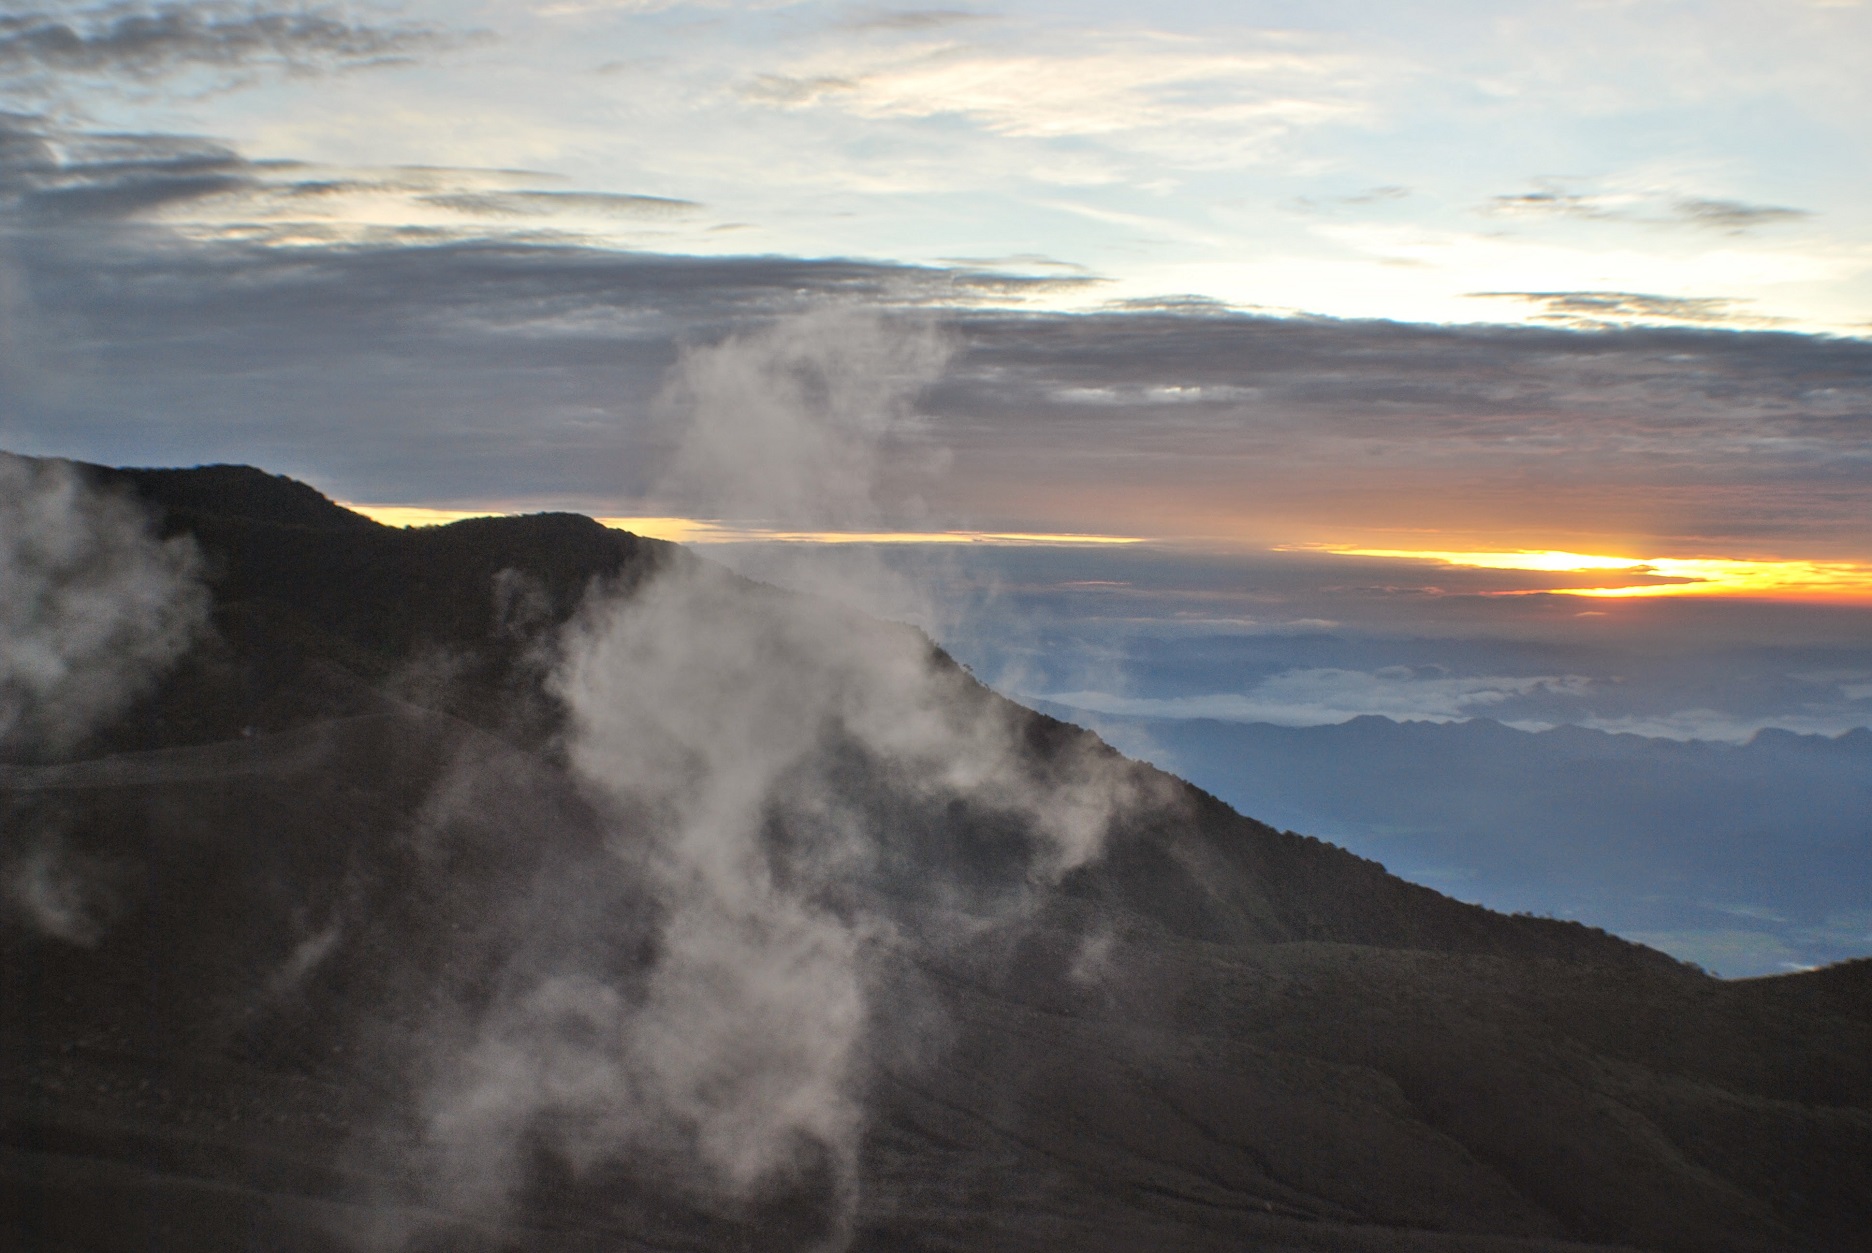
top-left (0, 2), bottom-right (451, 102)
top-left (1042, 667), bottom-right (1595, 728)
top-left (4, 115), bottom-right (1866, 566)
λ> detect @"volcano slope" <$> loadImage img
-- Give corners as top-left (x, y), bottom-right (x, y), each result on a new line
top-left (2, 460), bottom-right (1868, 1253)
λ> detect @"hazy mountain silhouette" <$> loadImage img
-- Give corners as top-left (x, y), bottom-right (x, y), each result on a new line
top-left (3, 460), bottom-right (1868, 1253)
top-left (1028, 709), bottom-right (1872, 977)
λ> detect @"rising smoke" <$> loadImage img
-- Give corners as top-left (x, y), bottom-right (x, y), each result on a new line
top-left (0, 452), bottom-right (206, 754)
top-left (0, 452), bottom-right (206, 943)
top-left (414, 310), bottom-right (1160, 1246)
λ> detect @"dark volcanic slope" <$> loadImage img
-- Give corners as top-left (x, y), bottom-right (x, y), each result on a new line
top-left (3, 461), bottom-right (1869, 1253)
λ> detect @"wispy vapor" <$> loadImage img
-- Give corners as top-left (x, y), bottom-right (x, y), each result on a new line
top-left (413, 310), bottom-right (1159, 1243)
top-left (1484, 181), bottom-right (1812, 234)
top-left (1, 834), bottom-right (127, 945)
top-left (417, 190), bottom-right (701, 220)
top-left (743, 27), bottom-right (1372, 165)
top-left (1672, 197), bottom-right (1811, 231)
top-left (657, 306), bottom-right (952, 528)
top-left (0, 453), bottom-right (205, 755)
top-left (0, 452), bottom-right (204, 947)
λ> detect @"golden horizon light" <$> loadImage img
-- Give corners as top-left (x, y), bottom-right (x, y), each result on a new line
top-left (342, 505), bottom-right (1144, 548)
top-left (1307, 546), bottom-right (1872, 601)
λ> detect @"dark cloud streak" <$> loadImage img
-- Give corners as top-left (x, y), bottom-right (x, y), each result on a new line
top-left (1485, 182), bottom-right (1812, 234)
top-left (1469, 290), bottom-right (1758, 328)
top-left (0, 1), bottom-right (455, 101)
top-left (1672, 197), bottom-right (1810, 231)
top-left (418, 190), bottom-right (702, 219)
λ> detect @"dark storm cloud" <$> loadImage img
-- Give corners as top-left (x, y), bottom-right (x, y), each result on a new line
top-left (0, 2), bottom-right (451, 98)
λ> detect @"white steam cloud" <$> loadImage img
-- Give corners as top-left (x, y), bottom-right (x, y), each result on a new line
top-left (657, 306), bottom-right (953, 529)
top-left (0, 452), bottom-right (206, 754)
top-left (0, 451), bottom-right (206, 946)
top-left (416, 310), bottom-right (1158, 1243)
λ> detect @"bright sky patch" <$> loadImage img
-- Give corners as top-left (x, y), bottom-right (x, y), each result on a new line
top-left (345, 505), bottom-right (1142, 548)
top-left (1314, 547), bottom-right (1872, 601)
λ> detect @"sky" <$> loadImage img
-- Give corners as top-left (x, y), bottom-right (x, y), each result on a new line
top-left (12, 0), bottom-right (1872, 332)
top-left (2, 0), bottom-right (1869, 749)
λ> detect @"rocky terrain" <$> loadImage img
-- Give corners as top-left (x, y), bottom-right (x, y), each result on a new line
top-left (3, 460), bottom-right (1868, 1252)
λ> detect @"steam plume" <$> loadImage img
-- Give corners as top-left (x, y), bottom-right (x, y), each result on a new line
top-left (0, 452), bottom-right (205, 754)
top-left (416, 310), bottom-right (1155, 1245)
top-left (657, 305), bottom-right (953, 530)
top-left (0, 451), bottom-right (205, 944)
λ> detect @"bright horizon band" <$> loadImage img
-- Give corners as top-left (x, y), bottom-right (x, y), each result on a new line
top-left (343, 505), bottom-right (1146, 548)
top-left (1310, 547), bottom-right (1872, 602)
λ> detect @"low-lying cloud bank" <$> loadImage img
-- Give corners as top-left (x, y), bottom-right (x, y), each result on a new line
top-left (1039, 667), bottom-right (1597, 729)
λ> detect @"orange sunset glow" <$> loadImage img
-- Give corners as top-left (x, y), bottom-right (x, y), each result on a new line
top-left (1313, 547), bottom-right (1872, 602)
top-left (343, 506), bottom-right (1145, 548)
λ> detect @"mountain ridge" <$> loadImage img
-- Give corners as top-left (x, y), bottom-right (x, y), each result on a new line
top-left (3, 457), bottom-right (1867, 1252)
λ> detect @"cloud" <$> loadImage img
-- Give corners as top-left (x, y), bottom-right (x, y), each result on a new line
top-left (1468, 290), bottom-right (1759, 327)
top-left (5, 116), bottom-right (1869, 559)
top-left (0, 115), bottom-right (707, 240)
top-left (0, 2), bottom-right (453, 101)
top-left (1572, 709), bottom-right (1872, 742)
top-left (1484, 181), bottom-right (1812, 234)
top-left (742, 73), bottom-right (859, 106)
top-left (1039, 667), bottom-right (1595, 727)
top-left (1672, 197), bottom-right (1811, 231)
top-left (1291, 184), bottom-right (1410, 215)
top-left (417, 190), bottom-right (701, 219)
top-left (1487, 185), bottom-right (1622, 222)
top-left (534, 0), bottom-right (807, 14)
top-left (840, 9), bottom-right (990, 33)
top-left (743, 28), bottom-right (1371, 165)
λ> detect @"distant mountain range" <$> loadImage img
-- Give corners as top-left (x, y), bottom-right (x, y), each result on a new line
top-left (2, 459), bottom-right (1868, 1253)
top-left (1030, 707), bottom-right (1872, 978)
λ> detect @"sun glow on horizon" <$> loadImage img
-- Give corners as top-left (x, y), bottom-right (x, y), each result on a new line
top-left (342, 505), bottom-right (1144, 548)
top-left (1308, 546), bottom-right (1872, 601)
